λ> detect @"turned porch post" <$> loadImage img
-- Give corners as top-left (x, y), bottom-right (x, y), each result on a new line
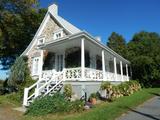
top-left (126, 64), bottom-right (129, 81)
top-left (102, 50), bottom-right (106, 80)
top-left (81, 38), bottom-right (85, 80)
top-left (114, 57), bottom-right (117, 81)
top-left (120, 61), bottom-right (123, 81)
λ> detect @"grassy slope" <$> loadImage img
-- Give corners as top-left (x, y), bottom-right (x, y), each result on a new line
top-left (22, 88), bottom-right (160, 120)
top-left (0, 93), bottom-right (21, 107)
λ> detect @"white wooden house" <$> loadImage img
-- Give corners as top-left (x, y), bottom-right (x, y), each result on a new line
top-left (22, 4), bottom-right (131, 106)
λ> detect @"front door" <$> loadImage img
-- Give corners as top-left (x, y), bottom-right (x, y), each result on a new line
top-left (56, 54), bottom-right (64, 72)
top-left (32, 57), bottom-right (40, 75)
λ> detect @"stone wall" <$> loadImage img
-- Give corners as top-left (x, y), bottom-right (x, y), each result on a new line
top-left (27, 16), bottom-right (68, 78)
top-left (40, 17), bottom-right (67, 42)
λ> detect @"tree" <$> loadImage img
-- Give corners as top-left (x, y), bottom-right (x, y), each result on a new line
top-left (107, 32), bottom-right (127, 57)
top-left (8, 56), bottom-right (28, 86)
top-left (127, 31), bottom-right (160, 87)
top-left (0, 0), bottom-right (47, 70)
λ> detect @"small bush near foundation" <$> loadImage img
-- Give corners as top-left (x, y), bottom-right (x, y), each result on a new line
top-left (64, 84), bottom-right (72, 98)
top-left (70, 100), bottom-right (84, 112)
top-left (100, 80), bottom-right (141, 101)
top-left (26, 93), bottom-right (84, 116)
top-left (101, 81), bottom-right (111, 90)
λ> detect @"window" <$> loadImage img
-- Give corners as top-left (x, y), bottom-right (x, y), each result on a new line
top-left (32, 57), bottom-right (40, 75)
top-left (53, 29), bottom-right (63, 40)
top-left (37, 37), bottom-right (45, 45)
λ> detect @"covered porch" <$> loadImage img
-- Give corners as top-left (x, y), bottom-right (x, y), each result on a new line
top-left (39, 34), bottom-right (131, 82)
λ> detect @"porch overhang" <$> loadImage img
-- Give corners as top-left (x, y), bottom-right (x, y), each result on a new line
top-left (39, 31), bottom-right (130, 64)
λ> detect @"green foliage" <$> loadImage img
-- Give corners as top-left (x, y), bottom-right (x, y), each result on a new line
top-left (0, 0), bottom-right (47, 69)
top-left (8, 56), bottom-right (30, 86)
top-left (64, 84), bottom-right (72, 98)
top-left (100, 81), bottom-right (111, 90)
top-left (118, 81), bottom-right (141, 96)
top-left (127, 31), bottom-right (160, 87)
top-left (62, 88), bottom-right (160, 120)
top-left (70, 100), bottom-right (84, 112)
top-left (0, 80), bottom-right (3, 87)
top-left (107, 32), bottom-right (127, 57)
top-left (101, 81), bottom-right (141, 101)
top-left (2, 56), bottom-right (35, 103)
top-left (89, 93), bottom-right (98, 99)
top-left (26, 93), bottom-right (69, 116)
top-left (26, 93), bottom-right (84, 116)
top-left (5, 76), bottom-right (35, 104)
top-left (107, 31), bottom-right (160, 87)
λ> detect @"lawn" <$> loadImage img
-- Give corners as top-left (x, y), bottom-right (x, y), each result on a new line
top-left (21, 88), bottom-right (160, 120)
top-left (0, 88), bottom-right (159, 120)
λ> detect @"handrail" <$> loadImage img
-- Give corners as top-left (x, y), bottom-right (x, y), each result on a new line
top-left (44, 78), bottom-right (63, 96)
top-left (28, 81), bottom-right (38, 90)
top-left (27, 93), bottom-right (35, 100)
top-left (23, 70), bottom-right (64, 106)
top-left (38, 71), bottom-right (63, 91)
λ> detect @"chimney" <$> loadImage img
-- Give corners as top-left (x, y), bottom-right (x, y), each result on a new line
top-left (95, 36), bottom-right (101, 42)
top-left (48, 3), bottom-right (58, 15)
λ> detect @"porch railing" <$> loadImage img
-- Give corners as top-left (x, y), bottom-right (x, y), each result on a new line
top-left (41, 67), bottom-right (129, 82)
top-left (64, 67), bottom-right (82, 80)
top-left (85, 68), bottom-right (103, 81)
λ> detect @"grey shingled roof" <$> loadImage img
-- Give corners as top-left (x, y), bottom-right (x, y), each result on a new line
top-left (51, 13), bottom-right (81, 34)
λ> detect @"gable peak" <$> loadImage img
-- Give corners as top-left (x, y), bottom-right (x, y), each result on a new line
top-left (48, 3), bottom-right (58, 15)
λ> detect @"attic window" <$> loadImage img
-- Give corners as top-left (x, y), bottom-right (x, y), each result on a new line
top-left (37, 37), bottom-right (45, 45)
top-left (53, 29), bottom-right (63, 40)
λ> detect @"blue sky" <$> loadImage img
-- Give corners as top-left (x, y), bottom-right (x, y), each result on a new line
top-left (0, 0), bottom-right (160, 80)
top-left (40, 0), bottom-right (160, 43)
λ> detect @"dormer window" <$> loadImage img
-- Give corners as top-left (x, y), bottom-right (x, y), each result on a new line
top-left (53, 28), bottom-right (63, 40)
top-left (37, 37), bottom-right (45, 45)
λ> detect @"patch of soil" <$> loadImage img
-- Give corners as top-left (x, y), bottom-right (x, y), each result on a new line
top-left (0, 104), bottom-right (23, 120)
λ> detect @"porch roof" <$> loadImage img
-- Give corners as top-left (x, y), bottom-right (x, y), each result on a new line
top-left (39, 31), bottom-right (130, 64)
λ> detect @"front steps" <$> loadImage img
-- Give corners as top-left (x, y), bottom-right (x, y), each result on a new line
top-left (23, 71), bottom-right (64, 106)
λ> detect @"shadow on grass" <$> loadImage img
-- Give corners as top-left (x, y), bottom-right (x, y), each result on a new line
top-left (118, 106), bottom-right (160, 120)
top-left (149, 92), bottom-right (160, 97)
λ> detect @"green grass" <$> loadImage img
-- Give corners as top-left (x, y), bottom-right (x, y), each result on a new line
top-left (0, 93), bottom-right (22, 107)
top-left (21, 88), bottom-right (160, 120)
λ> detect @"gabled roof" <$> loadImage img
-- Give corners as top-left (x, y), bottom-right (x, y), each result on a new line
top-left (22, 4), bottom-right (81, 55)
top-left (51, 14), bottom-right (81, 34)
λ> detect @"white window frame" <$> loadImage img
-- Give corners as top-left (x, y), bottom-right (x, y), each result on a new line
top-left (37, 37), bottom-right (45, 45)
top-left (32, 57), bottom-right (40, 76)
top-left (53, 28), bottom-right (63, 40)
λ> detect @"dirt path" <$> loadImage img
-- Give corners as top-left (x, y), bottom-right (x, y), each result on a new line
top-left (0, 105), bottom-right (23, 120)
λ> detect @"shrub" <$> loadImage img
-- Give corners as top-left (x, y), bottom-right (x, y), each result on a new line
top-left (70, 100), bottom-right (84, 112)
top-left (8, 56), bottom-right (30, 87)
top-left (0, 80), bottom-right (4, 87)
top-left (100, 80), bottom-right (141, 102)
top-left (118, 82), bottom-right (131, 96)
top-left (26, 93), bottom-right (84, 116)
top-left (119, 80), bottom-right (141, 96)
top-left (101, 81), bottom-right (111, 90)
top-left (64, 84), bottom-right (72, 98)
top-left (2, 56), bottom-right (35, 104)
